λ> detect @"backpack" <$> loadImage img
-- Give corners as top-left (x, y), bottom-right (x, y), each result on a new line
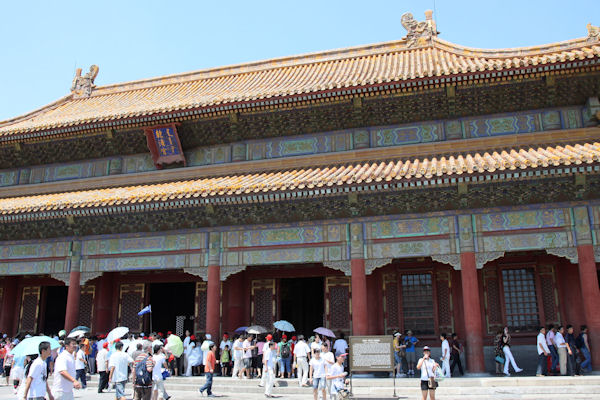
top-left (281, 343), bottom-right (291, 358)
top-left (575, 334), bottom-right (585, 349)
top-left (135, 356), bottom-right (152, 386)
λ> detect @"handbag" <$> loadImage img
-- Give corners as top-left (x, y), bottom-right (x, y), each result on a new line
top-left (424, 359), bottom-right (438, 389)
top-left (495, 355), bottom-right (505, 364)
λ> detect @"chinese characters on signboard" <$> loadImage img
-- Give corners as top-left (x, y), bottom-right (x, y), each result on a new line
top-left (144, 124), bottom-right (186, 168)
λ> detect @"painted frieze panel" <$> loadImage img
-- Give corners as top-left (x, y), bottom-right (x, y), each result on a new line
top-left (560, 107), bottom-right (583, 129)
top-left (480, 231), bottom-right (573, 253)
top-left (477, 209), bottom-right (569, 232)
top-left (0, 260), bottom-right (68, 276)
top-left (18, 286), bottom-right (41, 333)
top-left (0, 241), bottom-right (70, 259)
top-left (325, 276), bottom-right (351, 334)
top-left (187, 145), bottom-right (231, 166)
top-left (122, 153), bottom-right (154, 174)
top-left (82, 232), bottom-right (206, 256)
top-left (463, 112), bottom-right (540, 138)
top-left (0, 170), bottom-right (18, 187)
top-left (367, 239), bottom-right (454, 260)
top-left (118, 283), bottom-right (145, 332)
top-left (370, 122), bottom-right (442, 147)
top-left (83, 254), bottom-right (196, 273)
top-left (194, 281), bottom-right (207, 333)
top-left (590, 205), bottom-right (600, 245)
top-left (366, 216), bottom-right (452, 239)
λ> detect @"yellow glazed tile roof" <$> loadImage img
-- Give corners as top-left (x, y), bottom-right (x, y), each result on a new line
top-left (1, 142), bottom-right (598, 217)
top-left (1, 34), bottom-right (599, 137)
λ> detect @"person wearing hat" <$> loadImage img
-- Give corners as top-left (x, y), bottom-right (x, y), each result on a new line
top-left (393, 332), bottom-right (406, 377)
top-left (326, 353), bottom-right (349, 399)
top-left (277, 334), bottom-right (292, 379)
top-left (258, 334), bottom-right (273, 388)
top-left (417, 346), bottom-right (439, 400)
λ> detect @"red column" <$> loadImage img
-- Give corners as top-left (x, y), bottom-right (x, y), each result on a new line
top-left (577, 244), bottom-right (600, 370)
top-left (206, 265), bottom-right (221, 339)
top-left (94, 273), bottom-right (114, 334)
top-left (351, 258), bottom-right (368, 335)
top-left (460, 252), bottom-right (486, 373)
top-left (64, 269), bottom-right (81, 332)
top-left (0, 277), bottom-right (18, 335)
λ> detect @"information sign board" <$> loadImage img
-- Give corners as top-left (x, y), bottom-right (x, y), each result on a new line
top-left (348, 335), bottom-right (394, 372)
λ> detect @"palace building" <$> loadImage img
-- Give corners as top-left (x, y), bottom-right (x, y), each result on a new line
top-left (0, 12), bottom-right (599, 372)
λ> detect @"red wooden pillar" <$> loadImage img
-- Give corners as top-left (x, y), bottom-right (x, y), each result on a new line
top-left (95, 272), bottom-right (114, 334)
top-left (460, 252), bottom-right (486, 373)
top-left (206, 265), bottom-right (221, 339)
top-left (351, 258), bottom-right (368, 335)
top-left (64, 269), bottom-right (81, 332)
top-left (0, 277), bottom-right (18, 335)
top-left (576, 244), bottom-right (600, 370)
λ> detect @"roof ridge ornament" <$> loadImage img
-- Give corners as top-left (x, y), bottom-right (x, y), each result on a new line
top-left (71, 65), bottom-right (99, 98)
top-left (401, 10), bottom-right (439, 48)
top-left (587, 23), bottom-right (600, 42)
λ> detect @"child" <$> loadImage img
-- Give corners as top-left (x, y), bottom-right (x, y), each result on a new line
top-left (220, 345), bottom-right (231, 377)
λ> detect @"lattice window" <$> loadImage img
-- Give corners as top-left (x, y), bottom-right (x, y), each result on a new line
top-left (501, 268), bottom-right (540, 331)
top-left (78, 286), bottom-right (95, 330)
top-left (383, 273), bottom-right (399, 334)
top-left (19, 287), bottom-right (41, 333)
top-left (401, 274), bottom-right (434, 335)
top-left (538, 265), bottom-right (560, 325)
top-left (436, 271), bottom-right (453, 332)
top-left (119, 284), bottom-right (145, 332)
top-left (329, 286), bottom-right (350, 330)
top-left (254, 288), bottom-right (273, 327)
top-left (195, 282), bottom-right (207, 333)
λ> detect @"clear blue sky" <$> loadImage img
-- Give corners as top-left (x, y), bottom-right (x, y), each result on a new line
top-left (0, 0), bottom-right (598, 121)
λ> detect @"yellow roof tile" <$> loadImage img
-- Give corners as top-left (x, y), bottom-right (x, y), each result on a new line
top-left (0, 142), bottom-right (598, 217)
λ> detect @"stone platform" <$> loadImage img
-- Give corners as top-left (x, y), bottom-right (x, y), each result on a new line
top-left (1, 374), bottom-right (597, 400)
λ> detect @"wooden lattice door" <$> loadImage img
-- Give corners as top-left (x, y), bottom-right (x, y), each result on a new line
top-left (194, 281), bottom-right (207, 333)
top-left (251, 279), bottom-right (276, 328)
top-left (118, 283), bottom-right (145, 332)
top-left (383, 273), bottom-right (400, 334)
top-left (78, 285), bottom-right (95, 332)
top-left (436, 270), bottom-right (454, 334)
top-left (325, 276), bottom-right (351, 335)
top-left (19, 286), bottom-right (41, 333)
top-left (483, 267), bottom-right (503, 334)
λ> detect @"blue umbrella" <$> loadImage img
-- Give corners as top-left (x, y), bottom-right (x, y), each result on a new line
top-left (234, 326), bottom-right (248, 334)
top-left (314, 327), bottom-right (335, 338)
top-left (10, 336), bottom-right (61, 357)
top-left (273, 320), bottom-right (295, 332)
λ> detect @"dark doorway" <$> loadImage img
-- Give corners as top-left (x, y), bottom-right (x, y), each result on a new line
top-left (43, 286), bottom-right (68, 335)
top-left (280, 277), bottom-right (324, 337)
top-left (149, 282), bottom-right (195, 334)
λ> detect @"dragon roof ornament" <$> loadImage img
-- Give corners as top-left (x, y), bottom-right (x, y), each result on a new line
top-left (401, 10), bottom-right (439, 48)
top-left (588, 23), bottom-right (600, 42)
top-left (71, 65), bottom-right (99, 98)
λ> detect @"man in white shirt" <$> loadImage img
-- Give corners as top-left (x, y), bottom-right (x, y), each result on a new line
top-left (326, 353), bottom-right (348, 399)
top-left (108, 341), bottom-right (134, 400)
top-left (309, 349), bottom-right (326, 400)
top-left (231, 336), bottom-right (244, 379)
top-left (241, 335), bottom-right (255, 379)
top-left (264, 342), bottom-right (277, 398)
top-left (259, 335), bottom-right (273, 388)
top-left (96, 342), bottom-right (109, 393)
top-left (440, 333), bottom-right (451, 378)
top-left (152, 345), bottom-right (170, 400)
top-left (23, 341), bottom-right (54, 400)
top-left (293, 335), bottom-right (310, 387)
top-left (555, 326), bottom-right (569, 376)
top-left (75, 341), bottom-right (87, 389)
top-left (52, 338), bottom-right (82, 400)
top-left (536, 326), bottom-right (550, 376)
top-left (321, 343), bottom-right (335, 397)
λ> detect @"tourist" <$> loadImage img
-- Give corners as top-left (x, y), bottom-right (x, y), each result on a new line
top-left (565, 325), bottom-right (579, 376)
top-left (546, 324), bottom-right (558, 374)
top-left (22, 341), bottom-right (53, 400)
top-left (449, 333), bottom-right (464, 376)
top-left (577, 325), bottom-right (592, 373)
top-left (417, 346), bottom-right (439, 400)
top-left (322, 342), bottom-right (335, 396)
top-left (132, 343), bottom-right (144, 361)
top-left (404, 330), bottom-right (419, 376)
top-left (333, 332), bottom-right (348, 358)
top-left (258, 334), bottom-right (273, 388)
top-left (152, 345), bottom-right (170, 400)
top-left (493, 329), bottom-right (503, 374)
top-left (232, 335), bottom-right (244, 379)
top-left (108, 341), bottom-right (134, 400)
top-left (88, 337), bottom-right (97, 375)
top-left (219, 333), bottom-right (232, 376)
top-left (52, 338), bottom-right (82, 400)
top-left (311, 334), bottom-right (323, 357)
top-left (536, 326), bottom-right (550, 376)
top-left (182, 330), bottom-right (191, 376)
top-left (4, 343), bottom-right (14, 386)
top-left (501, 326), bottom-right (522, 376)
top-left (220, 344), bottom-right (231, 377)
top-left (278, 334), bottom-right (292, 378)
top-left (189, 337), bottom-right (204, 376)
top-left (326, 352), bottom-right (348, 399)
top-left (184, 335), bottom-right (196, 376)
top-left (199, 343), bottom-right (217, 397)
top-left (75, 340), bottom-right (87, 389)
top-left (97, 342), bottom-right (110, 393)
top-left (555, 325), bottom-right (569, 376)
top-left (242, 335), bottom-right (256, 379)
top-left (133, 344), bottom-right (154, 400)
top-left (393, 332), bottom-right (405, 377)
top-left (309, 348), bottom-right (326, 400)
top-left (254, 335), bottom-right (265, 379)
top-left (293, 334), bottom-right (310, 387)
top-left (439, 333), bottom-right (451, 378)
top-left (264, 342), bottom-right (277, 398)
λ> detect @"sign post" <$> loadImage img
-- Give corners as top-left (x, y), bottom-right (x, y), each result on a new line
top-left (348, 335), bottom-right (396, 398)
